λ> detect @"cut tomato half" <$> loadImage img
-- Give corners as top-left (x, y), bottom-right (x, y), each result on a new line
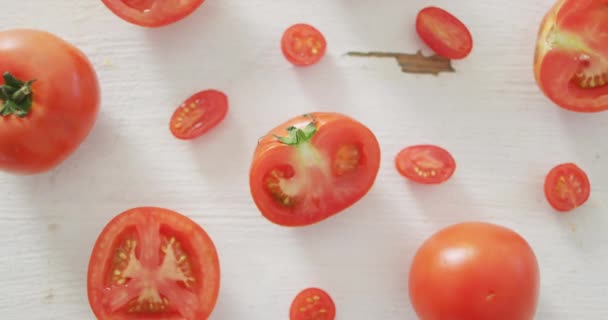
top-left (395, 145), bottom-right (456, 184)
top-left (281, 24), bottom-right (327, 66)
top-left (249, 112), bottom-right (381, 227)
top-left (289, 288), bottom-right (336, 320)
top-left (415, 6), bottom-right (473, 60)
top-left (87, 207), bottom-right (220, 320)
top-left (169, 89), bottom-right (228, 140)
top-left (544, 163), bottom-right (591, 212)
top-left (101, 0), bottom-right (206, 28)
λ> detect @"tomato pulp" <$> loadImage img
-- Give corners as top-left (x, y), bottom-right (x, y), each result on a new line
top-left (87, 207), bottom-right (220, 320)
top-left (289, 288), bottom-right (336, 320)
top-left (544, 163), bottom-right (591, 212)
top-left (249, 112), bottom-right (381, 227)
top-left (169, 90), bottom-right (228, 140)
top-left (534, 0), bottom-right (608, 112)
top-left (281, 24), bottom-right (327, 66)
top-left (395, 145), bottom-right (456, 184)
top-left (0, 29), bottom-right (100, 175)
top-left (409, 222), bottom-right (540, 320)
top-left (416, 7), bottom-right (473, 60)
top-left (101, 0), bottom-right (206, 28)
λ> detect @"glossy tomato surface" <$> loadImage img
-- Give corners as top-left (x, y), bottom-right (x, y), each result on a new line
top-left (169, 90), bottom-right (228, 140)
top-left (249, 112), bottom-right (381, 227)
top-left (101, 0), bottom-right (205, 28)
top-left (416, 6), bottom-right (473, 60)
top-left (544, 163), bottom-right (591, 212)
top-left (289, 288), bottom-right (336, 320)
top-left (534, 0), bottom-right (608, 112)
top-left (87, 207), bottom-right (220, 320)
top-left (409, 222), bottom-right (540, 320)
top-left (281, 24), bottom-right (327, 66)
top-left (395, 144), bottom-right (456, 184)
top-left (0, 29), bottom-right (99, 175)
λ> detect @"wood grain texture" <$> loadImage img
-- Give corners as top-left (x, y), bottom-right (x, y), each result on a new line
top-left (1, 0), bottom-right (608, 319)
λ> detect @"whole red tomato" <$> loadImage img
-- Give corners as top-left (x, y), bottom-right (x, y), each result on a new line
top-left (0, 29), bottom-right (100, 175)
top-left (409, 222), bottom-right (540, 320)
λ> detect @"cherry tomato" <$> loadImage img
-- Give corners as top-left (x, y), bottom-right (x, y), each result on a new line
top-left (281, 24), bottom-right (327, 66)
top-left (169, 90), bottom-right (228, 140)
top-left (534, 0), bottom-right (608, 112)
top-left (101, 0), bottom-right (205, 28)
top-left (409, 222), bottom-right (540, 320)
top-left (415, 6), bottom-right (473, 60)
top-left (544, 163), bottom-right (591, 212)
top-left (87, 207), bottom-right (220, 320)
top-left (395, 145), bottom-right (456, 184)
top-left (0, 29), bottom-right (100, 175)
top-left (289, 288), bottom-right (336, 320)
top-left (249, 112), bottom-right (381, 227)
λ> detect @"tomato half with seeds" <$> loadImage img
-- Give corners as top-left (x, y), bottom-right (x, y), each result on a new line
top-left (416, 6), bottom-right (473, 60)
top-left (101, 0), bottom-right (205, 28)
top-left (534, 0), bottom-right (608, 112)
top-left (169, 90), bottom-right (228, 140)
top-left (290, 288), bottom-right (336, 320)
top-left (544, 163), bottom-right (591, 212)
top-left (281, 24), bottom-right (327, 66)
top-left (87, 207), bottom-right (220, 320)
top-left (249, 112), bottom-right (381, 227)
top-left (395, 145), bottom-right (456, 184)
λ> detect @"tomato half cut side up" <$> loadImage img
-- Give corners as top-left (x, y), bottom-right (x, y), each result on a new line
top-left (395, 145), bottom-right (456, 184)
top-left (281, 24), bottom-right (327, 66)
top-left (249, 112), bottom-right (381, 227)
top-left (534, 0), bottom-right (608, 112)
top-left (87, 207), bottom-right (220, 320)
top-left (415, 6), bottom-right (473, 60)
top-left (544, 163), bottom-right (591, 212)
top-left (170, 89), bottom-right (228, 140)
top-left (101, 0), bottom-right (206, 28)
top-left (289, 288), bottom-right (336, 320)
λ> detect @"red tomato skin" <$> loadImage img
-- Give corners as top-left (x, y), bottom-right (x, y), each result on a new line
top-left (395, 144), bottom-right (456, 185)
top-left (0, 29), bottom-right (100, 175)
top-left (409, 222), bottom-right (540, 320)
top-left (544, 163), bottom-right (591, 212)
top-left (101, 0), bottom-right (206, 28)
top-left (416, 7), bottom-right (473, 60)
top-left (281, 24), bottom-right (327, 66)
top-left (169, 89), bottom-right (228, 140)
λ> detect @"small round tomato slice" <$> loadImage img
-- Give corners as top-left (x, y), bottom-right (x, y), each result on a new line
top-left (87, 207), bottom-right (220, 320)
top-left (395, 145), bottom-right (456, 184)
top-left (169, 89), bottom-right (228, 140)
top-left (281, 24), bottom-right (327, 66)
top-left (544, 163), bottom-right (591, 212)
top-left (101, 0), bottom-right (205, 28)
top-left (289, 288), bottom-right (336, 320)
top-left (415, 6), bottom-right (473, 60)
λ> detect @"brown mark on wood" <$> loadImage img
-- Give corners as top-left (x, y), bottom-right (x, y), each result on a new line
top-left (346, 50), bottom-right (455, 75)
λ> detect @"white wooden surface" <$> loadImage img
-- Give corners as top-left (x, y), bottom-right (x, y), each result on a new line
top-left (1, 1), bottom-right (608, 319)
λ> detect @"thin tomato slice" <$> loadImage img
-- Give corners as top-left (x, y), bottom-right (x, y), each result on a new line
top-left (281, 24), bottom-right (327, 66)
top-left (87, 207), bottom-right (220, 320)
top-left (289, 288), bottom-right (336, 320)
top-left (544, 163), bottom-right (591, 212)
top-left (101, 0), bottom-right (205, 28)
top-left (415, 6), bottom-right (473, 60)
top-left (170, 89), bottom-right (228, 140)
top-left (395, 145), bottom-right (456, 184)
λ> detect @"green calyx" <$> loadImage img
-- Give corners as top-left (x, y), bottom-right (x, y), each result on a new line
top-left (0, 72), bottom-right (36, 118)
top-left (275, 122), bottom-right (317, 146)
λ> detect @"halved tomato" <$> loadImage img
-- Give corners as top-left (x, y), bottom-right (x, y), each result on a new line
top-left (544, 163), bottom-right (591, 212)
top-left (534, 0), bottom-right (608, 112)
top-left (289, 288), bottom-right (336, 320)
top-left (101, 0), bottom-right (206, 28)
top-left (415, 6), bottom-right (473, 60)
top-left (169, 90), bottom-right (228, 140)
top-left (281, 24), bottom-right (327, 66)
top-left (249, 112), bottom-right (381, 227)
top-left (395, 145), bottom-right (456, 184)
top-left (87, 207), bottom-right (220, 320)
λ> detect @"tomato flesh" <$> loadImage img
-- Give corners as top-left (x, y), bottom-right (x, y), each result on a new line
top-left (87, 207), bottom-right (220, 320)
top-left (544, 163), bottom-right (591, 212)
top-left (395, 145), bottom-right (456, 184)
top-left (101, 0), bottom-right (205, 28)
top-left (281, 24), bottom-right (327, 66)
top-left (170, 89), bottom-right (228, 140)
top-left (289, 288), bottom-right (336, 320)
top-left (415, 7), bottom-right (473, 60)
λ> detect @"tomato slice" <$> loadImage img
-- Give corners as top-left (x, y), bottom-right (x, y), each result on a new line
top-left (415, 6), bottom-right (473, 60)
top-left (101, 0), bottom-right (205, 28)
top-left (534, 0), bottom-right (608, 112)
top-left (544, 163), bottom-right (591, 212)
top-left (289, 288), bottom-right (336, 320)
top-left (395, 145), bottom-right (456, 184)
top-left (169, 90), bottom-right (228, 140)
top-left (249, 113), bottom-right (381, 227)
top-left (281, 24), bottom-right (327, 66)
top-left (87, 207), bottom-right (220, 320)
